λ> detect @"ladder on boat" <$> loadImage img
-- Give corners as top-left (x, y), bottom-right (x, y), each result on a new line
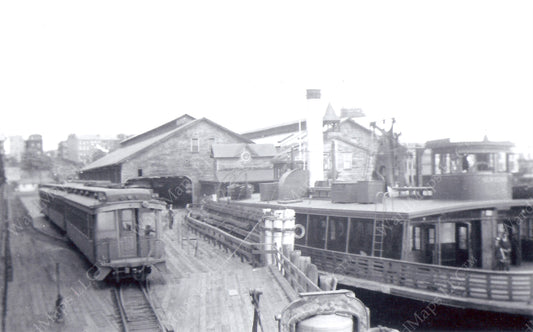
top-left (372, 192), bottom-right (390, 257)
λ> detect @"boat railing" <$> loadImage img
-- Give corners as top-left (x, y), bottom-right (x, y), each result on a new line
top-left (297, 245), bottom-right (533, 303)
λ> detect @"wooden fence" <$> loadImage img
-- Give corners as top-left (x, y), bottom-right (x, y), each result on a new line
top-left (297, 244), bottom-right (533, 303)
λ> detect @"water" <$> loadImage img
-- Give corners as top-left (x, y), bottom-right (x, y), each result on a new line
top-left (340, 285), bottom-right (531, 331)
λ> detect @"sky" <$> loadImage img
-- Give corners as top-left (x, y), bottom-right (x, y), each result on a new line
top-left (1, 1), bottom-right (532, 155)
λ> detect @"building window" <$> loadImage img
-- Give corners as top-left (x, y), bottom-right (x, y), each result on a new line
top-left (208, 137), bottom-right (215, 147)
top-left (137, 169), bottom-right (143, 177)
top-left (191, 138), bottom-right (199, 153)
top-left (342, 153), bottom-right (352, 170)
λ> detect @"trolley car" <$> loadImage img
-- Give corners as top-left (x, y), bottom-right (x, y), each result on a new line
top-left (39, 182), bottom-right (166, 281)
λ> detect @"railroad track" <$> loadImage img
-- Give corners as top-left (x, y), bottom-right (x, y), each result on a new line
top-left (113, 281), bottom-right (166, 332)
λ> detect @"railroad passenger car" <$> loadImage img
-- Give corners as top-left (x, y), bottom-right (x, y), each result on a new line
top-left (39, 182), bottom-right (166, 281)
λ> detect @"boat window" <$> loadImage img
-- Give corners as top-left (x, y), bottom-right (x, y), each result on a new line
top-left (139, 209), bottom-right (156, 237)
top-left (308, 215), bottom-right (327, 249)
top-left (348, 219), bottom-right (373, 256)
top-left (412, 226), bottom-right (421, 250)
top-left (382, 221), bottom-right (403, 259)
top-left (120, 209), bottom-right (134, 232)
top-left (327, 217), bottom-right (348, 252)
top-left (440, 223), bottom-right (455, 243)
top-left (428, 227), bottom-right (435, 244)
top-left (528, 218), bottom-right (533, 239)
top-left (434, 153), bottom-right (451, 174)
top-left (497, 223), bottom-right (506, 236)
top-left (458, 226), bottom-right (468, 250)
top-left (439, 222), bottom-right (457, 266)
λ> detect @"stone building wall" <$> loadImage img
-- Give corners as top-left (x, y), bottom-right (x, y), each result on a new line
top-left (120, 121), bottom-right (250, 201)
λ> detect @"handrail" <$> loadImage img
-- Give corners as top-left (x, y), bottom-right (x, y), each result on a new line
top-left (185, 212), bottom-right (263, 266)
top-left (272, 247), bottom-right (321, 293)
top-left (296, 244), bottom-right (533, 302)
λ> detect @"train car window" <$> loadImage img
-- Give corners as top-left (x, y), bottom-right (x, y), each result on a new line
top-left (66, 206), bottom-right (89, 237)
top-left (120, 209), bottom-right (134, 232)
top-left (139, 209), bottom-right (156, 237)
top-left (98, 212), bottom-right (116, 231)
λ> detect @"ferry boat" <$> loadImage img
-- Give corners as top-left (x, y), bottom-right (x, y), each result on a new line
top-left (232, 139), bottom-right (533, 318)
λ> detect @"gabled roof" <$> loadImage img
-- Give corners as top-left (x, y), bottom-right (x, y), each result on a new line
top-left (82, 117), bottom-right (253, 172)
top-left (211, 143), bottom-right (276, 158)
top-left (120, 114), bottom-right (196, 147)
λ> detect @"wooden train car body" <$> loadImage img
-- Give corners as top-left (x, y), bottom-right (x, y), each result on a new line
top-left (39, 183), bottom-right (166, 281)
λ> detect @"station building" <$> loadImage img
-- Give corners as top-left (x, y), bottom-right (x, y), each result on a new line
top-left (79, 114), bottom-right (276, 206)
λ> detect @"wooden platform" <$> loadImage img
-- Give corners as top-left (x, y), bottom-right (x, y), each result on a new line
top-left (150, 209), bottom-right (293, 331)
top-left (10, 194), bottom-right (293, 332)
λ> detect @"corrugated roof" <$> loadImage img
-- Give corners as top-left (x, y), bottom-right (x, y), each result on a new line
top-left (211, 144), bottom-right (276, 158)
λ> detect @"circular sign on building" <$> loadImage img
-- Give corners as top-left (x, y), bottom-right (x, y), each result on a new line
top-left (240, 151), bottom-right (252, 163)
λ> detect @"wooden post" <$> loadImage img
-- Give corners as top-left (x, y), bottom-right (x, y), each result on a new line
top-left (54, 263), bottom-right (64, 323)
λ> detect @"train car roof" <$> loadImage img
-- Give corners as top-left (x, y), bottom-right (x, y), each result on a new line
top-left (235, 194), bottom-right (533, 220)
top-left (39, 183), bottom-right (158, 205)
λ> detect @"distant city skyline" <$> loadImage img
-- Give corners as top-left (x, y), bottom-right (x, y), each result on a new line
top-left (1, 1), bottom-right (532, 155)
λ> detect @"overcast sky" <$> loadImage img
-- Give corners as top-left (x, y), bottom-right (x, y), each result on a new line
top-left (1, 1), bottom-right (532, 155)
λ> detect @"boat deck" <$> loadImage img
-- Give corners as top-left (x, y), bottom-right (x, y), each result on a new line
top-left (238, 193), bottom-right (533, 219)
top-left (10, 194), bottom-right (294, 332)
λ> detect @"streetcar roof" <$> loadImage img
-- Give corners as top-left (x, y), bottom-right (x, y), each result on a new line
top-left (39, 183), bottom-right (158, 204)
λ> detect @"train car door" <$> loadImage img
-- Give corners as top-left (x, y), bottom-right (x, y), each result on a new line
top-left (118, 209), bottom-right (138, 258)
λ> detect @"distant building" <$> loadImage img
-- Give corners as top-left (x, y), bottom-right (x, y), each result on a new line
top-left (25, 134), bottom-right (43, 155)
top-left (57, 141), bottom-right (68, 160)
top-left (0, 135), bottom-right (5, 155)
top-left (8, 136), bottom-right (25, 162)
top-left (80, 114), bottom-right (272, 205)
top-left (66, 134), bottom-right (121, 164)
top-left (243, 104), bottom-right (379, 184)
top-left (207, 143), bottom-right (277, 194)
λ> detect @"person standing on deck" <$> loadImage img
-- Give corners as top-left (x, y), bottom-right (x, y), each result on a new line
top-left (495, 232), bottom-right (511, 271)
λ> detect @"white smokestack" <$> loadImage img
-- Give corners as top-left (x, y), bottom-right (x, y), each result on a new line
top-left (306, 89), bottom-right (324, 187)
